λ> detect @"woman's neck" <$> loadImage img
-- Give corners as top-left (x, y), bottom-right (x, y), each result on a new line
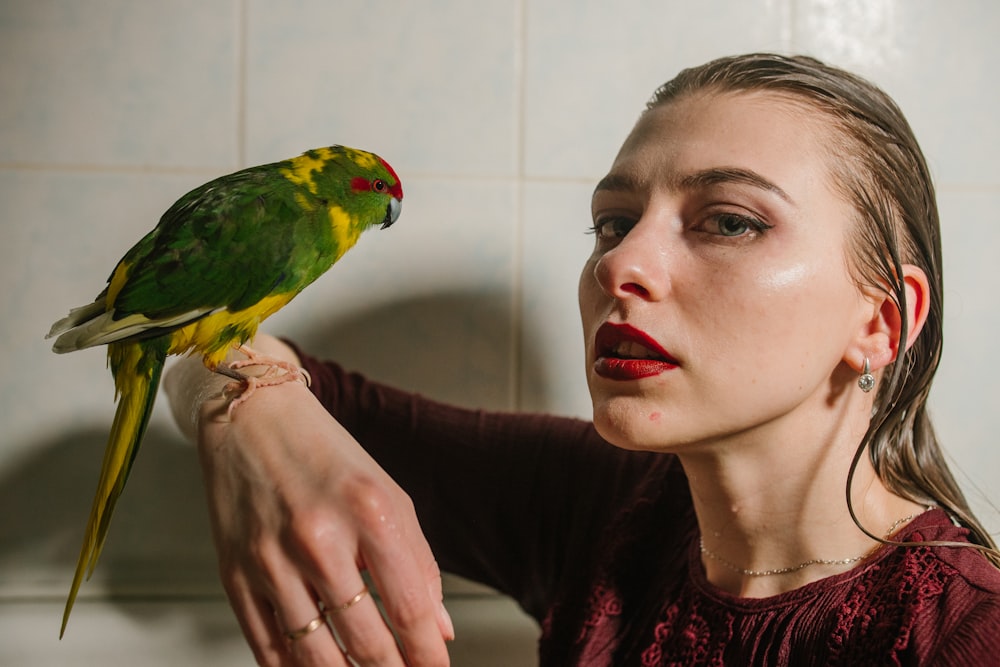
top-left (678, 416), bottom-right (924, 598)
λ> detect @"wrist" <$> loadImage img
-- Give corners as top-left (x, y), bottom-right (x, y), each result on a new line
top-left (198, 362), bottom-right (314, 433)
top-left (165, 334), bottom-right (309, 441)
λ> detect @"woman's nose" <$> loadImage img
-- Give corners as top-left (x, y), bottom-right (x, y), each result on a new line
top-left (592, 222), bottom-right (669, 301)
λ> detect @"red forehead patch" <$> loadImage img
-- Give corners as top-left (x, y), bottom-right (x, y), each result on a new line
top-left (378, 157), bottom-right (403, 199)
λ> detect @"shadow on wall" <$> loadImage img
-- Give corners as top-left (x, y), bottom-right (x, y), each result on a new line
top-left (0, 421), bottom-right (221, 632)
top-left (291, 288), bottom-right (549, 412)
top-left (1, 289), bottom-right (546, 639)
top-left (0, 424), bottom-right (211, 587)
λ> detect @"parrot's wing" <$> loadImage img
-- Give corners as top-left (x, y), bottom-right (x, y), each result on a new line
top-left (115, 168), bottom-right (304, 313)
top-left (50, 168), bottom-right (320, 351)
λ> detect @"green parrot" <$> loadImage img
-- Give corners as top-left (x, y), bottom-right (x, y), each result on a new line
top-left (46, 145), bottom-right (403, 637)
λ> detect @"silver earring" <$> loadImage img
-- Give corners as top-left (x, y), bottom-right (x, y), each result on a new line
top-left (858, 357), bottom-right (875, 393)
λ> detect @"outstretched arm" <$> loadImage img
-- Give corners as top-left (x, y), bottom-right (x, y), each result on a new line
top-left (164, 335), bottom-right (453, 667)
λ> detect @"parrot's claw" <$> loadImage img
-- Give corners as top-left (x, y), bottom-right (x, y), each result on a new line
top-left (213, 363), bottom-right (249, 383)
top-left (215, 345), bottom-right (310, 418)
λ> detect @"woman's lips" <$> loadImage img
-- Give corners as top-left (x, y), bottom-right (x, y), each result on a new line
top-left (593, 322), bottom-right (678, 380)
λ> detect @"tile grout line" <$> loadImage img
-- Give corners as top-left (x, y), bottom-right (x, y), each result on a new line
top-left (786, 0), bottom-right (798, 52)
top-left (510, 0), bottom-right (527, 412)
top-left (237, 0), bottom-right (248, 168)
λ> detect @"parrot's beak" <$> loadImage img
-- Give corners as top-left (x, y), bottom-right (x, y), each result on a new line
top-left (382, 197), bottom-right (401, 229)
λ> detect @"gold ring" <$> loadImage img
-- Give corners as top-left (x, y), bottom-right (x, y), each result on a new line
top-left (331, 585), bottom-right (369, 613)
top-left (284, 612), bottom-right (329, 642)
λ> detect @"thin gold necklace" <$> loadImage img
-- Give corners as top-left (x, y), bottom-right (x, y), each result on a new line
top-left (698, 507), bottom-right (931, 578)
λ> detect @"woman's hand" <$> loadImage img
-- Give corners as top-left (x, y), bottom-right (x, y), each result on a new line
top-left (165, 340), bottom-right (453, 666)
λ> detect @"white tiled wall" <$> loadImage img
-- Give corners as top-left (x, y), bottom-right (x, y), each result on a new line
top-left (2, 1), bottom-right (997, 664)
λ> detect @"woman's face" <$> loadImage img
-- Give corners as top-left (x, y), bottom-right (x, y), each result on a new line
top-left (579, 90), bottom-right (875, 452)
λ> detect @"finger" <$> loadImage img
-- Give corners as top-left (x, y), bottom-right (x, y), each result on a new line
top-left (356, 525), bottom-right (452, 664)
top-left (395, 530), bottom-right (454, 644)
top-left (296, 492), bottom-right (451, 664)
top-left (409, 530), bottom-right (454, 641)
top-left (363, 553), bottom-right (451, 665)
top-left (280, 503), bottom-right (408, 664)
top-left (386, 508), bottom-right (452, 642)
top-left (270, 578), bottom-right (352, 667)
top-left (312, 569), bottom-right (408, 666)
top-left (224, 572), bottom-right (292, 667)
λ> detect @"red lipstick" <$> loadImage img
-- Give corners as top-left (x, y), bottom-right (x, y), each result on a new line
top-left (593, 322), bottom-right (678, 380)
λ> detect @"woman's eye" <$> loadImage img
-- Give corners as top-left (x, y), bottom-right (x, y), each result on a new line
top-left (589, 217), bottom-right (636, 240)
top-left (705, 213), bottom-right (772, 238)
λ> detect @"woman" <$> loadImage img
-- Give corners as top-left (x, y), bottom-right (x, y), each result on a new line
top-left (166, 54), bottom-right (1000, 666)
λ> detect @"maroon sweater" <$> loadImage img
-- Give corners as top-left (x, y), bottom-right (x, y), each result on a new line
top-left (296, 348), bottom-right (1000, 666)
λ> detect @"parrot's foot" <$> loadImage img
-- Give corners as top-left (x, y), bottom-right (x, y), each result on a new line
top-left (214, 345), bottom-right (311, 418)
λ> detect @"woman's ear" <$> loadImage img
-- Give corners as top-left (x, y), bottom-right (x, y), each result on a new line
top-left (845, 264), bottom-right (930, 374)
top-left (899, 264), bottom-right (931, 352)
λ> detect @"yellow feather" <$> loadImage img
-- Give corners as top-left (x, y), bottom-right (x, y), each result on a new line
top-left (61, 340), bottom-right (164, 638)
top-left (278, 147), bottom-right (334, 194)
top-left (166, 292), bottom-right (297, 366)
top-left (327, 204), bottom-right (363, 262)
top-left (105, 260), bottom-right (131, 306)
top-left (341, 146), bottom-right (378, 170)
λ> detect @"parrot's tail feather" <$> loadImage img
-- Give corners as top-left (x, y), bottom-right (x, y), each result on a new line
top-left (50, 305), bottom-right (217, 353)
top-left (46, 298), bottom-right (107, 340)
top-left (60, 339), bottom-right (169, 638)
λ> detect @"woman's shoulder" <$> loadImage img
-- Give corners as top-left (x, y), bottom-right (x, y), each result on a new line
top-left (904, 509), bottom-right (1000, 595)
top-left (890, 509), bottom-right (1000, 663)
top-left (919, 564), bottom-right (1000, 665)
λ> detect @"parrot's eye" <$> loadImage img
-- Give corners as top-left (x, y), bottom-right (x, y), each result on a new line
top-left (372, 179), bottom-right (388, 193)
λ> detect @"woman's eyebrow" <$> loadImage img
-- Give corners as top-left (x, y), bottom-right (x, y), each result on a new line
top-left (594, 167), bottom-right (793, 205)
top-left (679, 167), bottom-right (794, 204)
top-left (593, 172), bottom-right (641, 195)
